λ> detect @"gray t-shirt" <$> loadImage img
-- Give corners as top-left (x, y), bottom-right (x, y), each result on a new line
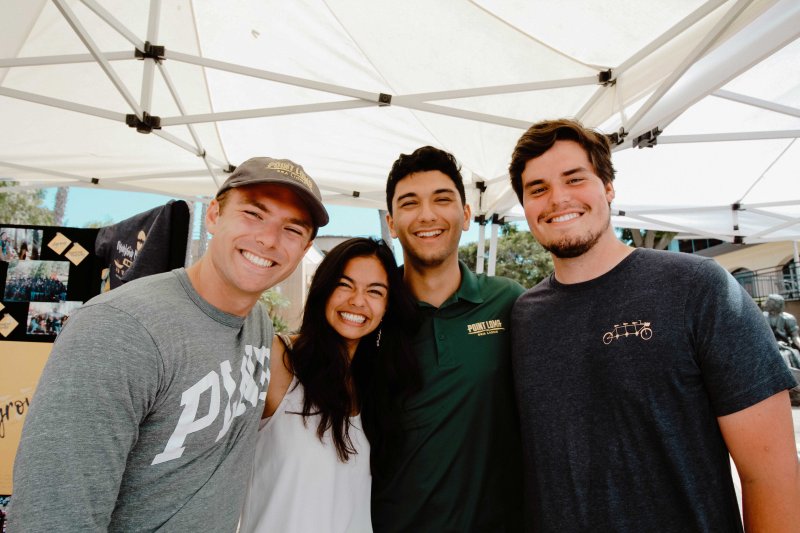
top-left (511, 249), bottom-right (796, 532)
top-left (9, 269), bottom-right (273, 532)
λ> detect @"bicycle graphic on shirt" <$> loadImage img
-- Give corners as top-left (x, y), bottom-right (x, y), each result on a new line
top-left (602, 321), bottom-right (653, 344)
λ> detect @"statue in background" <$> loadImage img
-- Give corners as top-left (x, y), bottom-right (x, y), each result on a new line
top-left (763, 293), bottom-right (800, 404)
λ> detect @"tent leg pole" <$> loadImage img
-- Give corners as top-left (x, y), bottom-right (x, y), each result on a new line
top-left (488, 222), bottom-right (499, 277)
top-left (476, 221), bottom-right (486, 274)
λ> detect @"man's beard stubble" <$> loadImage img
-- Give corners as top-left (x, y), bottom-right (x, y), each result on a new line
top-left (543, 215), bottom-right (611, 259)
top-left (405, 246), bottom-right (451, 269)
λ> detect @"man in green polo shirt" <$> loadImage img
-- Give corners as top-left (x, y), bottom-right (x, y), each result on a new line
top-left (372, 146), bottom-right (524, 532)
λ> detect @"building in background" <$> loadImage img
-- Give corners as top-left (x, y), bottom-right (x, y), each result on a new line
top-left (693, 241), bottom-right (799, 316)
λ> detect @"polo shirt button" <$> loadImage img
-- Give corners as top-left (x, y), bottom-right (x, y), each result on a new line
top-left (438, 334), bottom-right (445, 340)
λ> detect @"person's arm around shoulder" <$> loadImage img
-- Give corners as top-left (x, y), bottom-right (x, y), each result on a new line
top-left (718, 390), bottom-right (800, 532)
top-left (262, 334), bottom-right (295, 419)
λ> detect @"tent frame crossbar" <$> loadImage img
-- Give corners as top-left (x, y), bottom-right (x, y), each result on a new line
top-left (0, 160), bottom-right (92, 183)
top-left (159, 100), bottom-right (375, 125)
top-left (398, 76), bottom-right (598, 102)
top-left (0, 51), bottom-right (132, 67)
top-left (618, 212), bottom-right (733, 241)
top-left (388, 100), bottom-right (530, 129)
top-left (618, 205), bottom-right (800, 242)
top-left (714, 89), bottom-right (800, 118)
top-left (94, 169), bottom-right (224, 183)
top-left (53, 0), bottom-right (143, 118)
top-left (626, 0), bottom-right (751, 136)
top-left (79, 0), bottom-right (228, 185)
top-left (0, 160), bottom-right (202, 202)
top-left (616, 0), bottom-right (728, 76)
top-left (748, 208), bottom-right (800, 223)
top-left (9, 1), bottom-right (769, 149)
top-left (659, 130), bottom-right (800, 143)
top-left (156, 62), bottom-right (229, 184)
top-left (622, 200), bottom-right (800, 216)
top-left (80, 0), bottom-right (145, 50)
top-left (579, 0), bottom-right (726, 127)
top-left (167, 50), bottom-right (380, 102)
top-left (748, 216), bottom-right (800, 239)
top-left (0, 86), bottom-right (123, 121)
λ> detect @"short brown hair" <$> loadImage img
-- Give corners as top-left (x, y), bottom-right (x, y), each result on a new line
top-left (509, 119), bottom-right (615, 203)
top-left (385, 146), bottom-right (465, 215)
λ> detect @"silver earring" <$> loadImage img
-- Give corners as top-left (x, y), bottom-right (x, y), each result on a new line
top-left (376, 328), bottom-right (382, 347)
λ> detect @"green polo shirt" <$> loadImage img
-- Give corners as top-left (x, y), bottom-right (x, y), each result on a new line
top-left (372, 261), bottom-right (525, 533)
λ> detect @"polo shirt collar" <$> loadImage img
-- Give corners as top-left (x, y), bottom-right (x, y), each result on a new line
top-left (453, 260), bottom-right (483, 304)
top-left (401, 260), bottom-right (485, 308)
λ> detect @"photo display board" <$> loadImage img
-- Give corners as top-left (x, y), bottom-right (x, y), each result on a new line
top-left (1, 202), bottom-right (189, 497)
top-left (0, 224), bottom-right (102, 495)
top-left (0, 225), bottom-right (101, 342)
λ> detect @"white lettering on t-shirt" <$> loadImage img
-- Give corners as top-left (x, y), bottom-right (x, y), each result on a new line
top-left (238, 352), bottom-right (259, 408)
top-left (249, 345), bottom-right (271, 402)
top-left (151, 344), bottom-right (269, 465)
top-left (216, 360), bottom-right (239, 441)
top-left (151, 370), bottom-right (221, 465)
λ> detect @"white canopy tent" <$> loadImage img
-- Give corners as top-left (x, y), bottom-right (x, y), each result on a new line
top-left (1, 0), bottom-right (799, 270)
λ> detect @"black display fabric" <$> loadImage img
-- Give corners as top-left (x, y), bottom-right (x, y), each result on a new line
top-left (94, 200), bottom-right (189, 290)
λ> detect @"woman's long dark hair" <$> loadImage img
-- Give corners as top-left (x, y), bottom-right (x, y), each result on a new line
top-left (289, 238), bottom-right (420, 466)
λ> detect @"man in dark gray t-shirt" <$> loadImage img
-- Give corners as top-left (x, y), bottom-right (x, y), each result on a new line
top-left (507, 119), bottom-right (800, 532)
top-left (10, 158), bottom-right (329, 532)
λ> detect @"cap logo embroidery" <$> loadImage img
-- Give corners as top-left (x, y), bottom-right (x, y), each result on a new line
top-left (265, 161), bottom-right (313, 191)
top-left (467, 319), bottom-right (504, 336)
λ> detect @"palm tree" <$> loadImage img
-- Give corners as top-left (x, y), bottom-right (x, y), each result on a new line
top-left (53, 186), bottom-right (69, 226)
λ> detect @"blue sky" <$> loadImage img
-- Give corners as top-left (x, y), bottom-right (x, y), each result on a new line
top-left (42, 187), bottom-right (512, 252)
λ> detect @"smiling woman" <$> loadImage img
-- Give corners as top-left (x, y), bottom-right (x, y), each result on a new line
top-left (325, 255), bottom-right (389, 355)
top-left (239, 237), bottom-right (421, 533)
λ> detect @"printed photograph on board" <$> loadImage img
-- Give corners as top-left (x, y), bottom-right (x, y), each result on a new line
top-left (26, 301), bottom-right (82, 336)
top-left (0, 227), bottom-right (43, 263)
top-left (4, 260), bottom-right (69, 302)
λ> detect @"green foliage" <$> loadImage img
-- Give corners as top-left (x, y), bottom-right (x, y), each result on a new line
top-left (259, 289), bottom-right (290, 333)
top-left (459, 224), bottom-right (553, 288)
top-left (83, 216), bottom-right (116, 228)
top-left (0, 182), bottom-right (55, 225)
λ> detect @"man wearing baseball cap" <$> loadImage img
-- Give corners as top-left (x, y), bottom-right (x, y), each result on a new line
top-left (10, 158), bottom-right (328, 531)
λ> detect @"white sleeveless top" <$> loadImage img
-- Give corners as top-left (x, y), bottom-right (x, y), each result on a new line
top-left (239, 377), bottom-right (373, 533)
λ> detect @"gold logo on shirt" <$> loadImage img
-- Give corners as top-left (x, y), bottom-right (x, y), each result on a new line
top-left (467, 319), bottom-right (505, 336)
top-left (602, 320), bottom-right (653, 344)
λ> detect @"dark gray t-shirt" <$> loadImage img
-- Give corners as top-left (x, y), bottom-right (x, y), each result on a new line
top-left (10, 269), bottom-right (272, 532)
top-left (512, 249), bottom-right (795, 533)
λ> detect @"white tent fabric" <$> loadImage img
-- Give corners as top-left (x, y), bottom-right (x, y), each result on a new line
top-left (1, 0), bottom-right (799, 243)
